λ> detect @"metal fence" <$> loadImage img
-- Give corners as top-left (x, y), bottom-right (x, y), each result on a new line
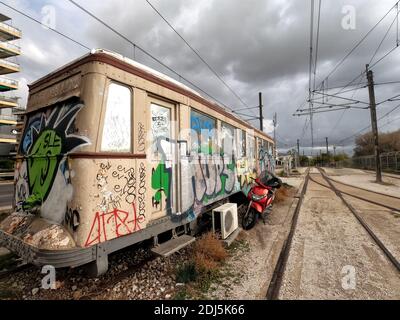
top-left (336, 151), bottom-right (400, 173)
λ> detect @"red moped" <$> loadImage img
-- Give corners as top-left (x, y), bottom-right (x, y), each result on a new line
top-left (241, 173), bottom-right (282, 230)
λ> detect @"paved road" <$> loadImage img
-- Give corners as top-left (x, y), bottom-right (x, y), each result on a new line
top-left (0, 183), bottom-right (13, 208)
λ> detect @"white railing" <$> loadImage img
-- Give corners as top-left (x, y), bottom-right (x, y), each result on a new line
top-left (0, 41), bottom-right (21, 53)
top-left (0, 59), bottom-right (19, 69)
top-left (0, 77), bottom-right (18, 87)
top-left (0, 21), bottom-right (21, 37)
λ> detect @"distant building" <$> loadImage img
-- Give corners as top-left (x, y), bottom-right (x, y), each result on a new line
top-left (0, 13), bottom-right (22, 157)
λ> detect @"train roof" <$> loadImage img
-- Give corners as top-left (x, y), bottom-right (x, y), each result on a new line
top-left (29, 48), bottom-right (273, 142)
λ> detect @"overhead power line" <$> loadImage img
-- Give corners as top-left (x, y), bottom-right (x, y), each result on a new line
top-left (1, 0), bottom-right (261, 128)
top-left (324, 8), bottom-right (400, 137)
top-left (315, 0), bottom-right (400, 90)
top-left (313, 0), bottom-right (322, 92)
top-left (0, 1), bottom-right (90, 50)
top-left (313, 82), bottom-right (367, 92)
top-left (368, 7), bottom-right (400, 65)
top-left (338, 102), bottom-right (400, 143)
top-left (144, 0), bottom-right (252, 112)
top-left (298, 1), bottom-right (400, 146)
top-left (298, 1), bottom-right (400, 119)
top-left (66, 0), bottom-right (248, 118)
top-left (308, 0), bottom-right (315, 149)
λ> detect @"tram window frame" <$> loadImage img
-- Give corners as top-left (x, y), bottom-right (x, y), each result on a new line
top-left (151, 102), bottom-right (172, 156)
top-left (221, 122), bottom-right (235, 158)
top-left (190, 108), bottom-right (217, 155)
top-left (238, 129), bottom-right (246, 158)
top-left (101, 82), bottom-right (133, 153)
top-left (263, 139), bottom-right (268, 151)
top-left (247, 134), bottom-right (255, 160)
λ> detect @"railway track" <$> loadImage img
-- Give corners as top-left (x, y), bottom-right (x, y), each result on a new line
top-left (314, 168), bottom-right (400, 272)
top-left (78, 252), bottom-right (157, 300)
top-left (266, 167), bottom-right (400, 300)
top-left (322, 173), bottom-right (400, 200)
top-left (266, 168), bottom-right (310, 300)
top-left (316, 169), bottom-right (400, 213)
top-left (362, 169), bottom-right (400, 180)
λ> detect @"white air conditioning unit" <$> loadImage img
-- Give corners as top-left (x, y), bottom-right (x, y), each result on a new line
top-left (212, 203), bottom-right (238, 240)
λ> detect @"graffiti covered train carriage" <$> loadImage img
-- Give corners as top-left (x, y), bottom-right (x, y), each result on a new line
top-left (0, 49), bottom-right (275, 275)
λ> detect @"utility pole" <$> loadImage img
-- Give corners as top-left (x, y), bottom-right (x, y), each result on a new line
top-left (366, 64), bottom-right (382, 183)
top-left (325, 137), bottom-right (329, 155)
top-left (325, 137), bottom-right (329, 167)
top-left (258, 92), bottom-right (263, 131)
top-left (308, 0), bottom-right (315, 155)
top-left (273, 112), bottom-right (277, 157)
top-left (333, 145), bottom-right (337, 168)
top-left (297, 139), bottom-right (300, 167)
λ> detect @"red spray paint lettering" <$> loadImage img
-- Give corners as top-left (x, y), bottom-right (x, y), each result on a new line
top-left (84, 203), bottom-right (144, 247)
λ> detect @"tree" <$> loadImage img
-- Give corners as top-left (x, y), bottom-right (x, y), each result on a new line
top-left (354, 129), bottom-right (400, 157)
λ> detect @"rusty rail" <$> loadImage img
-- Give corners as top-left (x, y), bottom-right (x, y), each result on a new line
top-left (266, 168), bottom-right (310, 300)
top-left (317, 168), bottom-right (400, 273)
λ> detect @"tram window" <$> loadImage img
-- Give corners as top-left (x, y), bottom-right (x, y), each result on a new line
top-left (238, 129), bottom-right (246, 157)
top-left (257, 137), bottom-right (262, 152)
top-left (101, 83), bottom-right (132, 152)
top-left (263, 139), bottom-right (268, 151)
top-left (190, 109), bottom-right (216, 155)
top-left (247, 134), bottom-right (255, 160)
top-left (151, 103), bottom-right (171, 155)
top-left (221, 122), bottom-right (235, 157)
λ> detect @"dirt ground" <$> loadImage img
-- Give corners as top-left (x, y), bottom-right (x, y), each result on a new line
top-left (0, 179), bottom-right (301, 301)
top-left (278, 172), bottom-right (400, 300)
top-left (342, 194), bottom-right (400, 262)
top-left (206, 179), bottom-right (301, 299)
top-left (323, 167), bottom-right (400, 197)
top-left (1, 168), bottom-right (398, 300)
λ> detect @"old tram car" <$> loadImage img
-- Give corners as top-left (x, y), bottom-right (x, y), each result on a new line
top-left (0, 49), bottom-right (275, 275)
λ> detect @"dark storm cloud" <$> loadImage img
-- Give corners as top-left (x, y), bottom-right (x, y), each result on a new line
top-left (5, 0), bottom-right (400, 155)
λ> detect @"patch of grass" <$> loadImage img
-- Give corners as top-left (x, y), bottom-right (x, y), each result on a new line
top-left (176, 261), bottom-right (198, 283)
top-left (227, 238), bottom-right (250, 253)
top-left (196, 269), bottom-right (220, 292)
top-left (174, 288), bottom-right (191, 300)
top-left (175, 232), bottom-right (229, 297)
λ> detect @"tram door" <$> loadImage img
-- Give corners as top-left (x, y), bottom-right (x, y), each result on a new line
top-left (148, 97), bottom-right (176, 219)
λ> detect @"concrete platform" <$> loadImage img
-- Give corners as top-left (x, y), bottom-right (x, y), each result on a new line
top-left (222, 227), bottom-right (241, 247)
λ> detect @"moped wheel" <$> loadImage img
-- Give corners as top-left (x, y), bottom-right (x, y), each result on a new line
top-left (242, 208), bottom-right (257, 230)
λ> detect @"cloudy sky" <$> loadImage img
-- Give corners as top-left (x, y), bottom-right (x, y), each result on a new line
top-left (3, 0), bottom-right (400, 155)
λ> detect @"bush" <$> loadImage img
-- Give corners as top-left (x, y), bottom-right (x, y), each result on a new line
top-left (194, 232), bottom-right (228, 264)
top-left (274, 186), bottom-right (290, 203)
top-left (175, 232), bottom-right (228, 294)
